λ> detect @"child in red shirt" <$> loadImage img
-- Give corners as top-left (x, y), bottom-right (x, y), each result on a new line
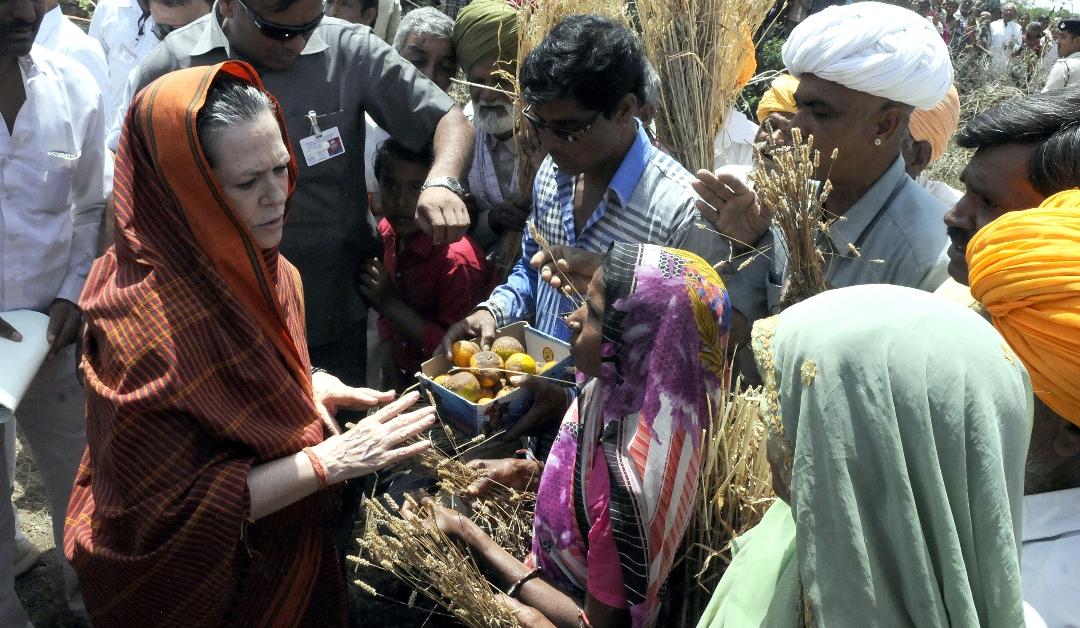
top-left (359, 140), bottom-right (494, 390)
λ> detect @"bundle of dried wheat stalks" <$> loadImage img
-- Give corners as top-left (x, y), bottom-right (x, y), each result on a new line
top-left (750, 128), bottom-right (837, 308)
top-left (417, 442), bottom-right (536, 559)
top-left (635, 0), bottom-right (773, 173)
top-left (681, 380), bottom-right (774, 625)
top-left (353, 494), bottom-right (519, 628)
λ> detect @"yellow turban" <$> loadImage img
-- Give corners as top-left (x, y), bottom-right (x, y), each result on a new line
top-left (908, 85), bottom-right (960, 164)
top-left (967, 190), bottom-right (1080, 426)
top-left (756, 74), bottom-right (799, 124)
top-left (453, 0), bottom-right (519, 74)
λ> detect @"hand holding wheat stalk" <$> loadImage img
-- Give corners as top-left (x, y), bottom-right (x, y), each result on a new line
top-left (417, 442), bottom-right (537, 559)
top-left (354, 494), bottom-right (520, 628)
top-left (750, 128), bottom-right (838, 308)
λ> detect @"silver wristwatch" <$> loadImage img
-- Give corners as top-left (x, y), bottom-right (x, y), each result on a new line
top-left (420, 176), bottom-right (466, 197)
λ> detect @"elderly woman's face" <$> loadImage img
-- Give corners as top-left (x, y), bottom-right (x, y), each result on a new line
top-left (205, 111), bottom-right (291, 249)
top-left (567, 267), bottom-right (604, 378)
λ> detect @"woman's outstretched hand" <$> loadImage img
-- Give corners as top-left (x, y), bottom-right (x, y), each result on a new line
top-left (312, 370), bottom-right (397, 435)
top-left (310, 391), bottom-right (434, 484)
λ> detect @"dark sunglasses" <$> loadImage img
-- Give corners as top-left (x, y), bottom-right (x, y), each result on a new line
top-left (521, 105), bottom-right (601, 143)
top-left (234, 0), bottom-right (324, 41)
top-left (151, 22), bottom-right (179, 41)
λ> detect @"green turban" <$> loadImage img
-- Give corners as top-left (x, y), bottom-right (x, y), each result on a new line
top-left (453, 0), bottom-right (519, 74)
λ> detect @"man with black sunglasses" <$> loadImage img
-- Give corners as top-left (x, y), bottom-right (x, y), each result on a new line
top-left (113, 0), bottom-right (473, 389)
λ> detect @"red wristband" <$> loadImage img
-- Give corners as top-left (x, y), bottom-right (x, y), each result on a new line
top-left (303, 447), bottom-right (329, 489)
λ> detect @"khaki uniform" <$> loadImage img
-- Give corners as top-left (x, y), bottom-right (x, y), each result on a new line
top-left (1043, 51), bottom-right (1080, 91)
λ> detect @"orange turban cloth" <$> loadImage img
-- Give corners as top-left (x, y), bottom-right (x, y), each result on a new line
top-left (735, 27), bottom-right (757, 91)
top-left (756, 74), bottom-right (799, 123)
top-left (967, 190), bottom-right (1080, 426)
top-left (908, 85), bottom-right (960, 164)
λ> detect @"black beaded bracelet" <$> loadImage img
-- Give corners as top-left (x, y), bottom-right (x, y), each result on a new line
top-left (506, 567), bottom-right (543, 599)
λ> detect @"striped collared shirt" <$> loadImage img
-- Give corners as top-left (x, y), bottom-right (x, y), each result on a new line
top-left (480, 120), bottom-right (702, 341)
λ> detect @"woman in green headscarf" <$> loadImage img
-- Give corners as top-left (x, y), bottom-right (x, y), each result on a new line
top-left (698, 284), bottom-right (1033, 627)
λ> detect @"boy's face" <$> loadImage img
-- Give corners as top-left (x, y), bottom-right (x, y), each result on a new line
top-left (378, 156), bottom-right (428, 238)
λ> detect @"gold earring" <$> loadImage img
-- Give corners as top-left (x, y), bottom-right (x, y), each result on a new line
top-left (874, 138), bottom-right (882, 146)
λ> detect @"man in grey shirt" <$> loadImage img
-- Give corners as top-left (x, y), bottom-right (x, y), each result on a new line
top-left (120, 0), bottom-right (473, 385)
top-left (693, 2), bottom-right (953, 346)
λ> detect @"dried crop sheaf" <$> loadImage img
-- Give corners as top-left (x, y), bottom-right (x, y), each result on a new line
top-left (636, 0), bottom-right (774, 173)
top-left (680, 380), bottom-right (774, 625)
top-left (418, 442), bottom-right (537, 560)
top-left (354, 495), bottom-right (519, 628)
top-left (750, 128), bottom-right (836, 308)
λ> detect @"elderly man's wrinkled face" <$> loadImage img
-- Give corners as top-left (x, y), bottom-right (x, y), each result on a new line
top-left (219, 0), bottom-right (323, 71)
top-left (787, 74), bottom-right (899, 188)
top-left (943, 143), bottom-right (1043, 284)
top-left (468, 57), bottom-right (516, 138)
top-left (0, 0), bottom-right (44, 57)
top-left (755, 111), bottom-right (795, 146)
top-left (1003, 4), bottom-right (1017, 22)
top-left (400, 33), bottom-right (455, 93)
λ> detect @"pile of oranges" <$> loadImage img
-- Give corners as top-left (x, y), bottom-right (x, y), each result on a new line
top-left (433, 337), bottom-right (556, 404)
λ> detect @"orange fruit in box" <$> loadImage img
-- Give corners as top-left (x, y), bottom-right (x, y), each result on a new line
top-left (504, 353), bottom-right (537, 375)
top-left (445, 372), bottom-right (482, 403)
top-left (477, 397), bottom-right (493, 405)
top-left (495, 387), bottom-right (514, 398)
top-left (491, 336), bottom-right (526, 362)
top-left (538, 360), bottom-right (558, 374)
top-left (433, 374), bottom-right (451, 387)
top-left (451, 340), bottom-right (481, 368)
top-left (470, 351), bottom-right (504, 388)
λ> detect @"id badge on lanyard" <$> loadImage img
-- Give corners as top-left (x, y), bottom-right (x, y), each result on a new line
top-left (298, 109), bottom-right (345, 167)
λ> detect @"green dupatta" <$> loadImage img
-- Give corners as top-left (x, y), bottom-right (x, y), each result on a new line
top-left (699, 284), bottom-right (1032, 627)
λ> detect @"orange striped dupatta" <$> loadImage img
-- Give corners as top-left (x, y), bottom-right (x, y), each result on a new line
top-left (65, 62), bottom-right (345, 627)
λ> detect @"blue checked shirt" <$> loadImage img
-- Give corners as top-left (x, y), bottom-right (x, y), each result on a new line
top-left (480, 120), bottom-right (709, 341)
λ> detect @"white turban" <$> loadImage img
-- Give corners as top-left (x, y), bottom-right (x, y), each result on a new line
top-left (782, 1), bottom-right (953, 109)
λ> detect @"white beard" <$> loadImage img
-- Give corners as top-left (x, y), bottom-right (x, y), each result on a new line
top-left (474, 102), bottom-right (515, 136)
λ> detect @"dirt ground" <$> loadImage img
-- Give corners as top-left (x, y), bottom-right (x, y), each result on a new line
top-left (11, 437), bottom-right (84, 627)
top-left (12, 439), bottom-right (461, 628)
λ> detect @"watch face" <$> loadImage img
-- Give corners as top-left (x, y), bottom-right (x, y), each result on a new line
top-left (427, 177), bottom-right (464, 195)
top-left (445, 178), bottom-right (464, 194)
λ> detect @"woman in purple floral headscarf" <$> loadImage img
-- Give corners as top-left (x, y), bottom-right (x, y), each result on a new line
top-left (416, 243), bottom-right (730, 628)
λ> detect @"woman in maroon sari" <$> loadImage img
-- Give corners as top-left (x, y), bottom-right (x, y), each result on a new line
top-left (65, 61), bottom-right (433, 627)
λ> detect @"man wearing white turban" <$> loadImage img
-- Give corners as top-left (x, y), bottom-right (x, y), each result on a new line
top-left (692, 1), bottom-right (954, 361)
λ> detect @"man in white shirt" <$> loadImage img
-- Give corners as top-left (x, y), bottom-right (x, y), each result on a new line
top-left (34, 0), bottom-right (108, 92)
top-left (88, 0), bottom-right (157, 139)
top-left (6, 0), bottom-right (110, 580)
top-left (0, 0), bottom-right (111, 623)
top-left (989, 3), bottom-right (1023, 72)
